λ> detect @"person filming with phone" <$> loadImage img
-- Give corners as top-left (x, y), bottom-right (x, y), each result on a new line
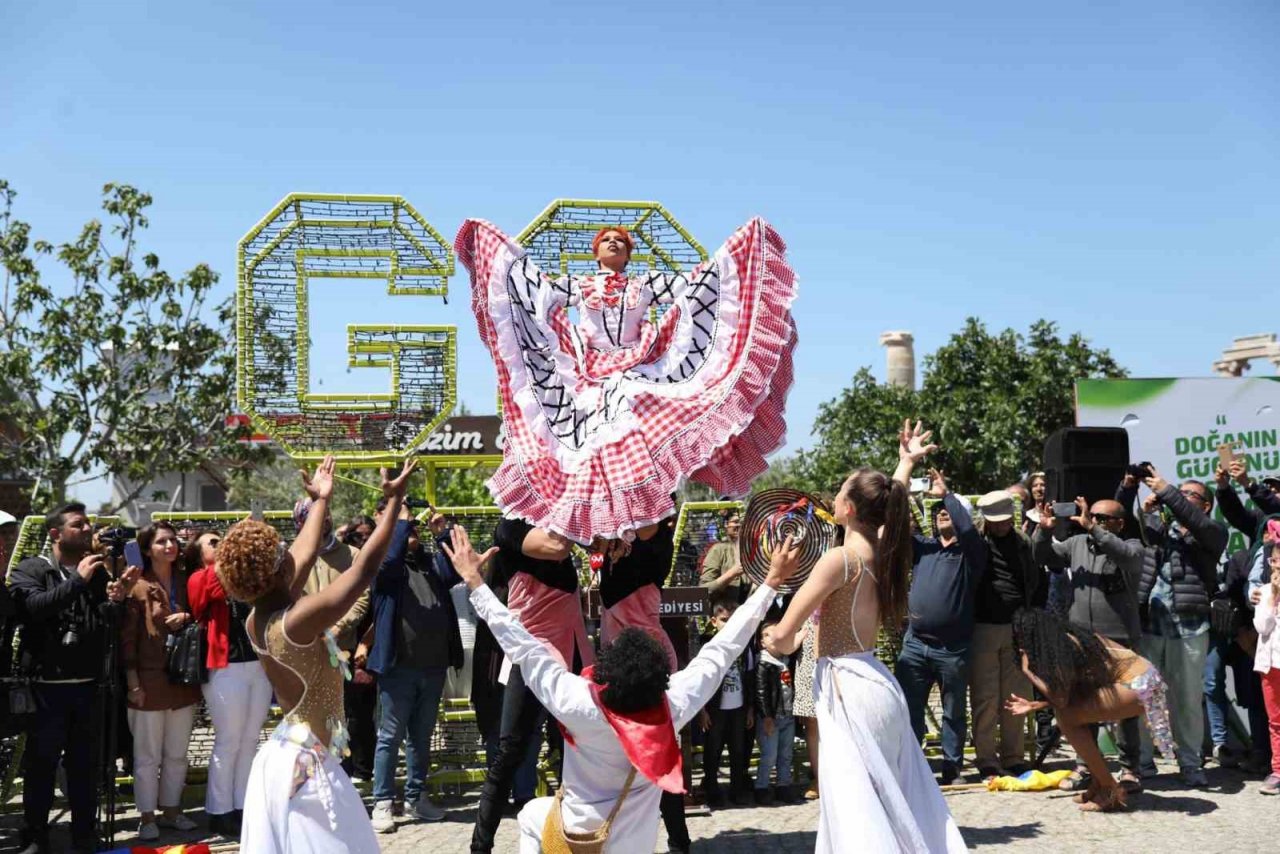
top-left (1118, 463), bottom-right (1228, 787)
top-left (1032, 494), bottom-right (1145, 792)
top-left (9, 503), bottom-right (139, 854)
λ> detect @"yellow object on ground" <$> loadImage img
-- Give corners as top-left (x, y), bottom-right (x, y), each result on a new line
top-left (986, 769), bottom-right (1074, 791)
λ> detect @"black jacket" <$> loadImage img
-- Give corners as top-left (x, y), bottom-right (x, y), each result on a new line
top-left (1216, 481), bottom-right (1280, 544)
top-left (1120, 483), bottom-right (1228, 621)
top-left (10, 554), bottom-right (121, 682)
top-left (754, 653), bottom-right (794, 719)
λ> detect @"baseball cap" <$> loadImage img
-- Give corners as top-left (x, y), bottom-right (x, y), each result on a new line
top-left (976, 490), bottom-right (1015, 523)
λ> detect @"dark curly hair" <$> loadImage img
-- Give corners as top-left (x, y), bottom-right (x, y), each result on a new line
top-left (593, 628), bottom-right (671, 713)
top-left (1011, 608), bottom-right (1123, 707)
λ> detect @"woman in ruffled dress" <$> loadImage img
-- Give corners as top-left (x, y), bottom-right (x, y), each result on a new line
top-left (456, 216), bottom-right (798, 545)
top-left (218, 456), bottom-right (416, 852)
top-left (764, 421), bottom-right (966, 853)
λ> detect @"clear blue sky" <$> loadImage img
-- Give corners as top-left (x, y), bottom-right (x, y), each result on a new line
top-left (3, 1), bottom-right (1279, 505)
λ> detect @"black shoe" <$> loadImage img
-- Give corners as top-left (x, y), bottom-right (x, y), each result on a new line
top-left (668, 843), bottom-right (692, 854)
top-left (209, 810), bottom-right (242, 838)
top-left (754, 787), bottom-right (775, 806)
top-left (940, 764), bottom-right (960, 786)
top-left (731, 788), bottom-right (752, 806)
top-left (1003, 763), bottom-right (1032, 777)
top-left (704, 786), bottom-right (727, 809)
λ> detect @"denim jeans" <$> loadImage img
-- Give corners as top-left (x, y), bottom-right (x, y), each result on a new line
top-left (1140, 631), bottom-right (1209, 771)
top-left (373, 664), bottom-right (448, 803)
top-left (1203, 633), bottom-right (1234, 748)
top-left (896, 629), bottom-right (970, 773)
top-left (755, 713), bottom-right (795, 788)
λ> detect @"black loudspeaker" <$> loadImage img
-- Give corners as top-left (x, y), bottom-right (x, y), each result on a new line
top-left (1042, 427), bottom-right (1130, 505)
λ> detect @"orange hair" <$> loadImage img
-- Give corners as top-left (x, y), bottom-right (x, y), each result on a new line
top-left (591, 227), bottom-right (635, 258)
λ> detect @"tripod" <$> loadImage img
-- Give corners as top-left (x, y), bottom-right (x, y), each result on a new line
top-left (94, 573), bottom-right (123, 849)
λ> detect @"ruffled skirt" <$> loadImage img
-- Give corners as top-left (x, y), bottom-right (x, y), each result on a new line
top-left (456, 217), bottom-right (797, 544)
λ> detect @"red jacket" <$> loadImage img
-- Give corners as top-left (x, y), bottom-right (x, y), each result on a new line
top-left (187, 564), bottom-right (232, 671)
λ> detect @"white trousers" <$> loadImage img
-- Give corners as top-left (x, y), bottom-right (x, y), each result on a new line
top-left (127, 704), bottom-right (197, 814)
top-left (203, 661), bottom-right (274, 815)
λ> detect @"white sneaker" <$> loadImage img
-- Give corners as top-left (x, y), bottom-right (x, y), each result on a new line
top-left (371, 800), bottom-right (397, 833)
top-left (411, 795), bottom-right (446, 822)
top-left (158, 812), bottom-right (198, 831)
top-left (137, 822), bottom-right (160, 841)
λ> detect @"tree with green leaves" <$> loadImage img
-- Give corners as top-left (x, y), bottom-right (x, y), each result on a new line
top-left (779, 319), bottom-right (1127, 495)
top-left (0, 180), bottom-right (269, 510)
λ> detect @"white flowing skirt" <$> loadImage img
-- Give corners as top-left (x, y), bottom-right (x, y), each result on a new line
top-left (240, 735), bottom-right (379, 854)
top-left (814, 653), bottom-right (967, 853)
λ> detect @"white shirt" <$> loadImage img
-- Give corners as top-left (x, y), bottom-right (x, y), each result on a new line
top-left (470, 580), bottom-right (776, 854)
top-left (718, 659), bottom-right (745, 710)
top-left (1254, 584), bottom-right (1280, 674)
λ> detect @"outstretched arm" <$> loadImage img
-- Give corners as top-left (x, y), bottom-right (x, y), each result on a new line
top-left (287, 456), bottom-right (337, 598)
top-left (284, 461), bottom-right (417, 643)
top-left (446, 525), bottom-right (597, 726)
top-left (892, 419), bottom-right (937, 487)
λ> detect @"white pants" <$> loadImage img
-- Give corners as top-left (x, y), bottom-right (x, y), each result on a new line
top-left (203, 661), bottom-right (274, 815)
top-left (127, 704), bottom-right (198, 814)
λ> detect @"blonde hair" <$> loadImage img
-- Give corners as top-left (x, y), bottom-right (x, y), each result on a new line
top-left (215, 520), bottom-right (284, 602)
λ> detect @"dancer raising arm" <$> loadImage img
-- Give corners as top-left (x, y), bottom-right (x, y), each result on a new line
top-left (1006, 607), bottom-right (1175, 812)
top-left (216, 456), bottom-right (418, 853)
top-left (445, 524), bottom-right (803, 854)
top-left (764, 420), bottom-right (966, 853)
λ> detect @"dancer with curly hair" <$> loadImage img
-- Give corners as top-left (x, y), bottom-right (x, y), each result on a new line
top-left (219, 456), bottom-right (417, 852)
top-left (1007, 607), bottom-right (1176, 812)
top-left (445, 524), bottom-right (803, 854)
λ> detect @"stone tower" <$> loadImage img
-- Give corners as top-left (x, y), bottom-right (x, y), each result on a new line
top-left (879, 331), bottom-right (916, 389)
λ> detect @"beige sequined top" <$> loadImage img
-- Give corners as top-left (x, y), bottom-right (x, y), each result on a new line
top-left (251, 608), bottom-right (346, 753)
top-left (815, 549), bottom-right (879, 659)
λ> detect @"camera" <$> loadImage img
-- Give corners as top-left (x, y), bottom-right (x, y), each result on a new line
top-left (405, 498), bottom-right (433, 510)
top-left (96, 526), bottom-right (138, 560)
top-left (1126, 462), bottom-right (1154, 480)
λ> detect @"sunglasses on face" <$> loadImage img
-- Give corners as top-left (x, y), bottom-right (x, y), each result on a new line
top-left (1092, 513), bottom-right (1122, 523)
top-left (1180, 490), bottom-right (1208, 502)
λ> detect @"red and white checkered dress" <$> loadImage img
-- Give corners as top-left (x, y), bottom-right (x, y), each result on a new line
top-left (455, 217), bottom-right (798, 544)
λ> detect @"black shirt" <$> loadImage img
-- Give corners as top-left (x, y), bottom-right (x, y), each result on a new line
top-left (975, 532), bottom-right (1027, 624)
top-left (600, 524), bottom-right (675, 609)
top-left (492, 518), bottom-right (579, 593)
top-left (396, 549), bottom-right (453, 670)
top-left (226, 598), bottom-right (257, 664)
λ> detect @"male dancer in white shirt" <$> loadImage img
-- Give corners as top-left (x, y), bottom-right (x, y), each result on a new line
top-left (444, 526), bottom-right (801, 854)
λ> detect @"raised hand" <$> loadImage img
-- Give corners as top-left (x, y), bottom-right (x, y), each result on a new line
top-left (1142, 464), bottom-right (1168, 495)
top-left (1070, 496), bottom-right (1093, 531)
top-left (1228, 457), bottom-right (1250, 488)
top-left (300, 455), bottom-right (337, 502)
top-left (441, 524), bottom-right (500, 590)
top-left (928, 468), bottom-right (948, 498)
top-left (764, 534), bottom-right (802, 588)
top-left (1038, 503), bottom-right (1056, 531)
top-left (899, 418), bottom-right (937, 464)
top-left (380, 458), bottom-right (420, 500)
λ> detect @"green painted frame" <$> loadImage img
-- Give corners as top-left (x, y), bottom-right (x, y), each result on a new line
top-left (236, 193), bottom-right (458, 465)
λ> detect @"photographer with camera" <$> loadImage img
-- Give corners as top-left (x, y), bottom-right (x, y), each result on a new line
top-left (9, 503), bottom-right (138, 854)
top-left (1118, 464), bottom-right (1228, 787)
top-left (1032, 494), bottom-right (1145, 792)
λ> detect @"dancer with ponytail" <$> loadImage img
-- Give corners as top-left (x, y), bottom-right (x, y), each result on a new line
top-left (765, 420), bottom-right (965, 853)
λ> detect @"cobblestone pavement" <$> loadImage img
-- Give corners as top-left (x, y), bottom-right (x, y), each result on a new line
top-left (4, 758), bottom-right (1278, 852)
top-left (375, 760), bottom-right (1280, 853)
